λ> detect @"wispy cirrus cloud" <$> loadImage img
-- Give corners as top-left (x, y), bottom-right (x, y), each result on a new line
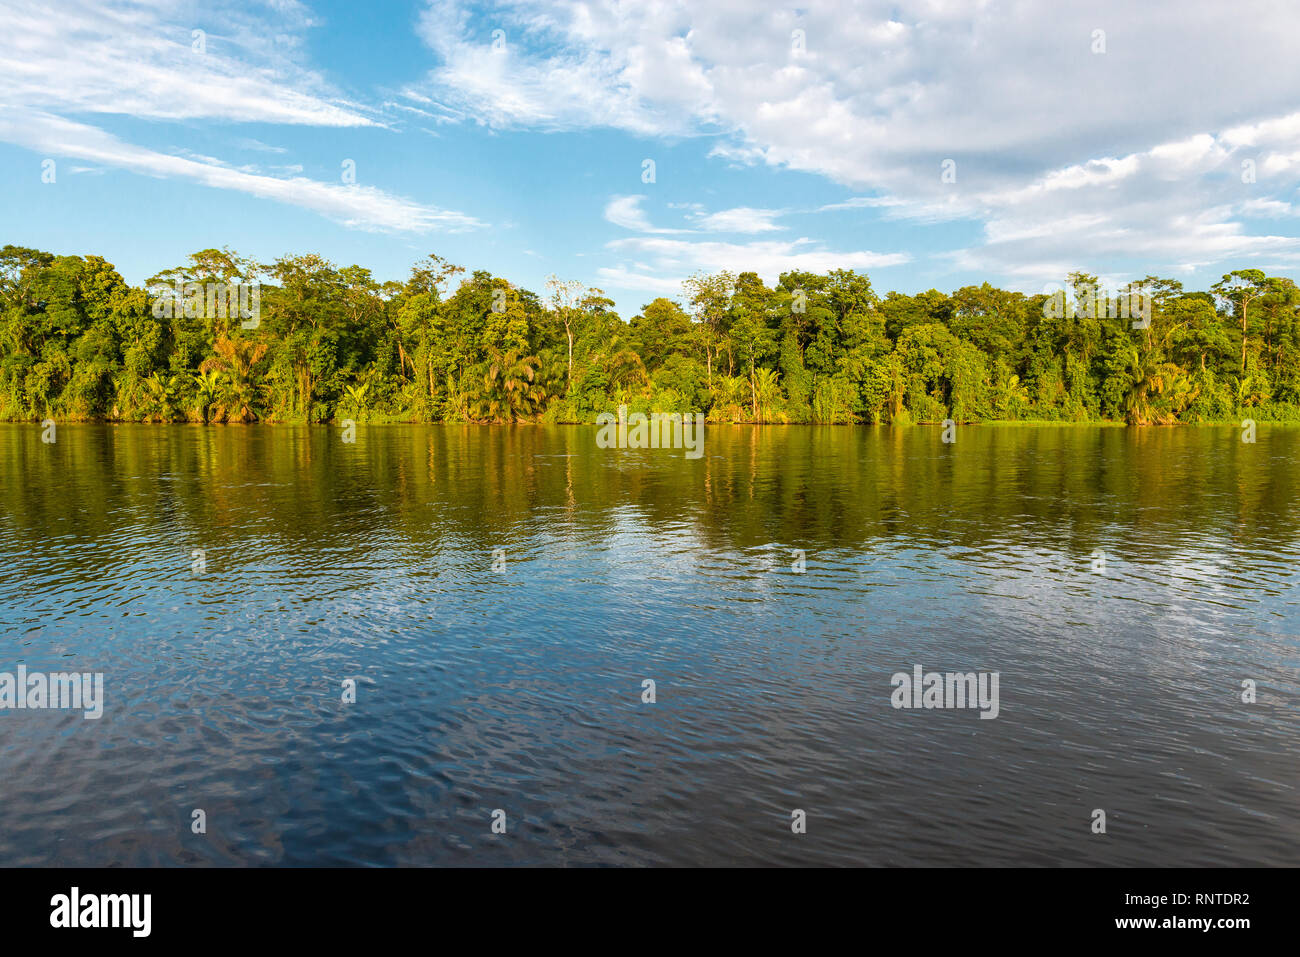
top-left (0, 108), bottom-right (484, 233)
top-left (0, 0), bottom-right (374, 126)
top-left (0, 0), bottom-right (489, 234)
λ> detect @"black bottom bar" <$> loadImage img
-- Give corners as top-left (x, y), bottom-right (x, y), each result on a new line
top-left (0, 867), bottom-right (1275, 944)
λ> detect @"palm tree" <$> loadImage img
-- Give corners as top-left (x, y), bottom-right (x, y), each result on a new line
top-left (709, 375), bottom-right (747, 422)
top-left (192, 369), bottom-right (223, 423)
top-left (1121, 345), bottom-right (1188, 425)
top-left (140, 373), bottom-right (179, 422)
top-left (589, 334), bottom-right (648, 403)
top-left (200, 336), bottom-right (266, 422)
top-left (753, 367), bottom-right (784, 422)
top-left (341, 380), bottom-right (371, 417)
top-left (474, 349), bottom-right (546, 422)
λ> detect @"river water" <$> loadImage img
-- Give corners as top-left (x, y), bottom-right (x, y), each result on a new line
top-left (0, 423), bottom-right (1296, 865)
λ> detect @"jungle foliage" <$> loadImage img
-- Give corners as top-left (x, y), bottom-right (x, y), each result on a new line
top-left (3, 244), bottom-right (1298, 426)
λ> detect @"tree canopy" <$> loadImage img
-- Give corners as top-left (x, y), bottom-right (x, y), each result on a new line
top-left (3, 243), bottom-right (1299, 426)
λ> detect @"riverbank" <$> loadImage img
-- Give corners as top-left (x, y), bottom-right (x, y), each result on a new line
top-left (2, 415), bottom-right (1294, 427)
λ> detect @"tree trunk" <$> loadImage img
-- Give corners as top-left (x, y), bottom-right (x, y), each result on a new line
top-left (750, 355), bottom-right (757, 421)
top-left (566, 322), bottom-right (573, 392)
top-left (1240, 299), bottom-right (1249, 372)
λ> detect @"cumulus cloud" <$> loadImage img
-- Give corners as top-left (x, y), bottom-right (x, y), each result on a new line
top-left (598, 235), bottom-right (909, 295)
top-left (939, 133), bottom-right (1300, 285)
top-left (413, 0), bottom-right (1300, 283)
top-left (605, 196), bottom-right (786, 235)
top-left (601, 196), bottom-right (901, 291)
top-left (603, 195), bottom-right (694, 234)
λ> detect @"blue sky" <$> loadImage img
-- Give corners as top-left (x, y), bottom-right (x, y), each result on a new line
top-left (2, 0), bottom-right (1300, 317)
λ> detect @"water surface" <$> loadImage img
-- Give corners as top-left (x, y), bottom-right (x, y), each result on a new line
top-left (0, 423), bottom-right (1297, 865)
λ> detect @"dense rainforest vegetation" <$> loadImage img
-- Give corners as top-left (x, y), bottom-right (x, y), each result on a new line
top-left (2, 243), bottom-right (1299, 427)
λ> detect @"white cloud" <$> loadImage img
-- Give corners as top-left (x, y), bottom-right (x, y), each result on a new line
top-left (414, 0), bottom-right (1300, 282)
top-left (941, 132), bottom-right (1300, 284)
top-left (818, 196), bottom-right (909, 213)
top-left (237, 138), bottom-right (289, 154)
top-left (691, 207), bottom-right (785, 233)
top-left (603, 195), bottom-right (694, 234)
top-left (600, 194), bottom-right (904, 292)
top-left (601, 235), bottom-right (909, 294)
top-left (605, 196), bottom-right (787, 235)
top-left (593, 267), bottom-right (688, 296)
top-left (0, 1), bottom-right (493, 234)
top-left (409, 0), bottom-right (712, 135)
top-left (1239, 199), bottom-right (1295, 218)
top-left (0, 109), bottom-right (483, 233)
top-left (0, 0), bottom-right (374, 126)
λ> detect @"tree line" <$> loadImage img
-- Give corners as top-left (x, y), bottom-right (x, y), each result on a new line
top-left (2, 243), bottom-right (1298, 426)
